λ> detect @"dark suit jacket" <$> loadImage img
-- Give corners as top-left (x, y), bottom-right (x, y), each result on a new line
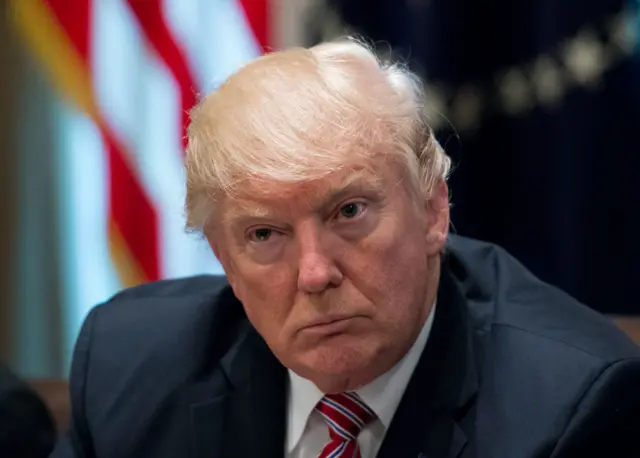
top-left (0, 364), bottom-right (56, 458)
top-left (51, 235), bottom-right (640, 458)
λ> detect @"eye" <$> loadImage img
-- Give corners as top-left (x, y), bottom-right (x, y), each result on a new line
top-left (337, 202), bottom-right (366, 220)
top-left (249, 227), bottom-right (273, 242)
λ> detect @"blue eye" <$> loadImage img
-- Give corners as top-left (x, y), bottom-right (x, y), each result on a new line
top-left (338, 202), bottom-right (365, 219)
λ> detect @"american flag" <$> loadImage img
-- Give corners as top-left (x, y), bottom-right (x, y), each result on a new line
top-left (11, 0), bottom-right (269, 356)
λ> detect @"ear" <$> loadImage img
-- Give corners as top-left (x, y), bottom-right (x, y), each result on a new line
top-left (424, 180), bottom-right (450, 256)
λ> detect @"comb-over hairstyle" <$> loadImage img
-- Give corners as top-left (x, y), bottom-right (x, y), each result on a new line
top-left (185, 38), bottom-right (451, 232)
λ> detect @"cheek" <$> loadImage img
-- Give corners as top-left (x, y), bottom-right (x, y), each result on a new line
top-left (365, 212), bottom-right (427, 270)
top-left (350, 218), bottom-right (429, 317)
top-left (382, 239), bottom-right (428, 302)
top-left (232, 265), bottom-right (297, 339)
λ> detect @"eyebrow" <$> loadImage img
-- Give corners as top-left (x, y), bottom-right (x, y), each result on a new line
top-left (319, 170), bottom-right (386, 209)
top-left (223, 169), bottom-right (386, 224)
top-left (336, 169), bottom-right (386, 194)
top-left (222, 203), bottom-right (272, 225)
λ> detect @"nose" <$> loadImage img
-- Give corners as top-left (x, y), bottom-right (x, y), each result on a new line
top-left (297, 226), bottom-right (343, 294)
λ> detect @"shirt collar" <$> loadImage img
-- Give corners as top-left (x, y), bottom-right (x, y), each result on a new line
top-left (286, 302), bottom-right (436, 453)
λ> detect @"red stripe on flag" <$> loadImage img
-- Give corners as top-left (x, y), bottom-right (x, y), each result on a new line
top-left (41, 0), bottom-right (162, 283)
top-left (41, 0), bottom-right (92, 61)
top-left (106, 130), bottom-right (160, 281)
top-left (126, 0), bottom-right (198, 151)
top-left (239, 0), bottom-right (270, 51)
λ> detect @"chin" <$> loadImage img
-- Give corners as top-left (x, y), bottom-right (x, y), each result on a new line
top-left (292, 338), bottom-right (382, 387)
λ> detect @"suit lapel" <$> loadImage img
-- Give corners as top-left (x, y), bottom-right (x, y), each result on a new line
top-left (377, 262), bottom-right (479, 458)
top-left (189, 320), bottom-right (287, 458)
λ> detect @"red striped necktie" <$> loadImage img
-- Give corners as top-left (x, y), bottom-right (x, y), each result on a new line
top-left (315, 392), bottom-right (376, 458)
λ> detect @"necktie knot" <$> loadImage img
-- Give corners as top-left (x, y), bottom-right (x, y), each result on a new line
top-left (315, 392), bottom-right (376, 456)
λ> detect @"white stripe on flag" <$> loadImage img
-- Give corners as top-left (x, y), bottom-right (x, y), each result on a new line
top-left (92, 0), bottom-right (224, 278)
top-left (162, 0), bottom-right (262, 94)
top-left (56, 101), bottom-right (120, 365)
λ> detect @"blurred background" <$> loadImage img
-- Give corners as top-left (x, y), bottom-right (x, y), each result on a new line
top-left (0, 0), bottom-right (638, 387)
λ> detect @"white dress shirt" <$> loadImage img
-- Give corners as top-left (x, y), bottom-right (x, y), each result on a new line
top-left (285, 303), bottom-right (436, 458)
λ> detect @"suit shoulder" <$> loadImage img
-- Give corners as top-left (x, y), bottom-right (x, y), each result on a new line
top-left (497, 273), bottom-right (639, 363)
top-left (78, 275), bottom-right (245, 387)
top-left (107, 274), bottom-right (230, 302)
top-left (448, 235), bottom-right (640, 362)
top-left (496, 288), bottom-right (639, 363)
top-left (70, 276), bottom-right (249, 453)
top-left (88, 273), bottom-right (241, 341)
top-left (85, 275), bottom-right (235, 341)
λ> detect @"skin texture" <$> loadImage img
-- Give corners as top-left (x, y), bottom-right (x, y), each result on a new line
top-left (208, 159), bottom-right (449, 393)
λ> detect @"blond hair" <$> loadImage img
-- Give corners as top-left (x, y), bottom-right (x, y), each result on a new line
top-left (185, 38), bottom-right (451, 232)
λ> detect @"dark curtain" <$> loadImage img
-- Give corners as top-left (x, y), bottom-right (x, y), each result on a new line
top-left (329, 0), bottom-right (640, 314)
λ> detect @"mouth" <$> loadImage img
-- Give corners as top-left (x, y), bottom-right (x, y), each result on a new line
top-left (300, 315), bottom-right (361, 336)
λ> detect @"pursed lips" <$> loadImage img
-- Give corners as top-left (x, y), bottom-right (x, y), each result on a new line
top-left (299, 314), bottom-right (362, 335)
top-left (304, 313), bottom-right (356, 327)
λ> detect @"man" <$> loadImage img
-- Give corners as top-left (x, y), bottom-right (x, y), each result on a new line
top-left (0, 363), bottom-right (56, 457)
top-left (52, 39), bottom-right (640, 458)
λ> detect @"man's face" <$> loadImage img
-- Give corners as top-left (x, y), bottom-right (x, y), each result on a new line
top-left (209, 158), bottom-right (448, 392)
